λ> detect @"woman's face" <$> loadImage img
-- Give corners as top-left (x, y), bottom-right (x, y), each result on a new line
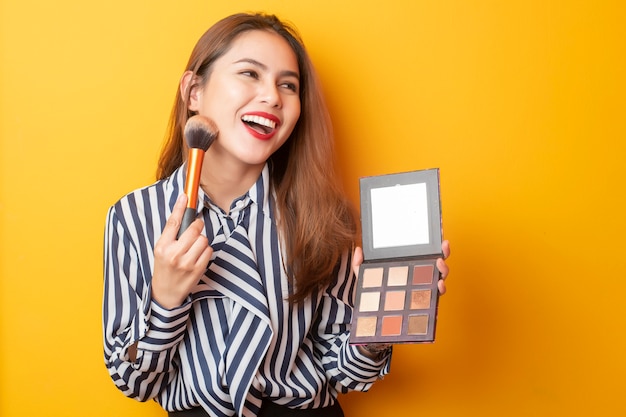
top-left (187, 29), bottom-right (301, 171)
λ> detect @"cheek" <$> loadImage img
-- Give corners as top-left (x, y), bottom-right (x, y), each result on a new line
top-left (295, 102), bottom-right (302, 119)
top-left (199, 92), bottom-right (237, 126)
top-left (287, 101), bottom-right (302, 129)
top-left (199, 80), bottom-right (240, 113)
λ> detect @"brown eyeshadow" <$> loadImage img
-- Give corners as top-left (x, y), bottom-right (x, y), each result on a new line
top-left (407, 315), bottom-right (429, 335)
top-left (355, 317), bottom-right (378, 337)
top-left (411, 289), bottom-right (431, 309)
top-left (413, 265), bottom-right (434, 285)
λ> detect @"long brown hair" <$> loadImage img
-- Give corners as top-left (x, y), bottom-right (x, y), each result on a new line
top-left (157, 13), bottom-right (356, 302)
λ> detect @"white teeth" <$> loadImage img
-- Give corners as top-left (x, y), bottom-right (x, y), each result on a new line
top-left (242, 115), bottom-right (276, 129)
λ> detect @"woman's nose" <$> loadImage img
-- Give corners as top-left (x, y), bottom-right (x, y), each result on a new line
top-left (259, 82), bottom-right (282, 108)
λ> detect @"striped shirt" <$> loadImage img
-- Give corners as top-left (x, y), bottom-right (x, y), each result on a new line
top-left (103, 164), bottom-right (391, 417)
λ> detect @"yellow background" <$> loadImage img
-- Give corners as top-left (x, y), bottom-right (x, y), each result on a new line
top-left (1, 0), bottom-right (625, 416)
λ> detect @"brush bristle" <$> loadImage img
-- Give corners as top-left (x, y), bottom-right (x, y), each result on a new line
top-left (184, 115), bottom-right (218, 151)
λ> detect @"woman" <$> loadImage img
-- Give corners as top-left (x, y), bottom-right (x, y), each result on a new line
top-left (103, 12), bottom-right (450, 417)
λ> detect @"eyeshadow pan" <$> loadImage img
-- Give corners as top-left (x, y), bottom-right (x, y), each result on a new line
top-left (355, 317), bottom-right (378, 337)
top-left (381, 316), bottom-right (402, 336)
top-left (413, 265), bottom-right (434, 285)
top-left (360, 292), bottom-right (381, 312)
top-left (408, 315), bottom-right (429, 335)
top-left (384, 291), bottom-right (406, 311)
top-left (411, 289), bottom-right (431, 309)
top-left (387, 266), bottom-right (408, 286)
top-left (362, 267), bottom-right (384, 288)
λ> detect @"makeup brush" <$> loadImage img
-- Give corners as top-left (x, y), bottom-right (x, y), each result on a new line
top-left (177, 115), bottom-right (218, 239)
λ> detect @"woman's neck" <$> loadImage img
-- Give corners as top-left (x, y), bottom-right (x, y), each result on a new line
top-left (199, 153), bottom-right (265, 213)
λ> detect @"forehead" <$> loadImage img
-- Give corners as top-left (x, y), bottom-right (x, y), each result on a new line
top-left (221, 30), bottom-right (299, 74)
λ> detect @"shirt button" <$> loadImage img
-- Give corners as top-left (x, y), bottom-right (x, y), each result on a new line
top-left (235, 200), bottom-right (244, 209)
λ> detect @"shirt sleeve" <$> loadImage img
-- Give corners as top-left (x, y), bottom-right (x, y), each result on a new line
top-left (312, 250), bottom-right (391, 393)
top-left (102, 204), bottom-right (192, 401)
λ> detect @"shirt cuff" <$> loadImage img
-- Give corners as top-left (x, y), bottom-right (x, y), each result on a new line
top-left (335, 343), bottom-right (392, 385)
top-left (137, 296), bottom-right (193, 351)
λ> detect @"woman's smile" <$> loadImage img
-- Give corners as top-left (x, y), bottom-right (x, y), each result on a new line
top-left (241, 111), bottom-right (280, 139)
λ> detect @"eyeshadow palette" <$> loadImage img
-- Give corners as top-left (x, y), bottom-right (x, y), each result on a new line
top-left (350, 169), bottom-right (443, 344)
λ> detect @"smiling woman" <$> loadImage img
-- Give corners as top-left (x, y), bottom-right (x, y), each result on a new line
top-left (101, 12), bottom-right (449, 417)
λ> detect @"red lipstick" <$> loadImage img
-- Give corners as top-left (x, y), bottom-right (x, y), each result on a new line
top-left (241, 111), bottom-right (280, 141)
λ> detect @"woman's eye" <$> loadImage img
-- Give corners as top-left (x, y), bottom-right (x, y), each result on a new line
top-left (241, 70), bottom-right (259, 79)
top-left (280, 82), bottom-right (298, 93)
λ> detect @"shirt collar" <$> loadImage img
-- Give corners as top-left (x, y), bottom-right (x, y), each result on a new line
top-left (164, 163), bottom-right (273, 218)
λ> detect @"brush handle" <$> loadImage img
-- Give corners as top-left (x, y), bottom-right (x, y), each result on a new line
top-left (177, 207), bottom-right (198, 239)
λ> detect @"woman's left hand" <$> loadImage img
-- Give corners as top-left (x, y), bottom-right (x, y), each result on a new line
top-left (436, 240), bottom-right (450, 294)
top-left (352, 240), bottom-right (451, 294)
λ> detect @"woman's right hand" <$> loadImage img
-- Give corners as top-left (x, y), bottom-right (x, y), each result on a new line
top-left (151, 194), bottom-right (213, 309)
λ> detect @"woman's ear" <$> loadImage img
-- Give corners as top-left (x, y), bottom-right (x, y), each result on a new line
top-left (180, 71), bottom-right (202, 112)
